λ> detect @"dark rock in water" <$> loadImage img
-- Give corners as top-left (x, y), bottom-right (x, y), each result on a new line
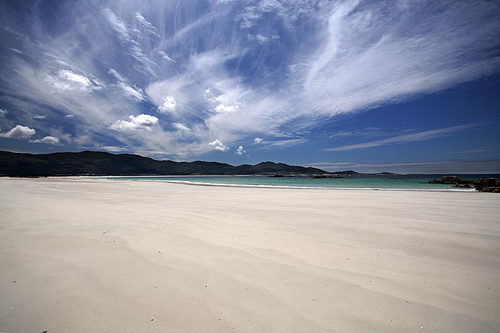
top-left (431, 176), bottom-right (473, 185)
top-left (429, 176), bottom-right (500, 192)
top-left (481, 187), bottom-right (500, 193)
top-left (269, 174), bottom-right (285, 177)
top-left (472, 178), bottom-right (500, 192)
top-left (442, 176), bottom-right (462, 184)
top-left (453, 183), bottom-right (471, 188)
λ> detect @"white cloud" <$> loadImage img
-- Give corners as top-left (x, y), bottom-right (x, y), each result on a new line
top-left (253, 137), bottom-right (264, 144)
top-left (158, 96), bottom-right (176, 113)
top-left (330, 127), bottom-right (393, 139)
top-left (299, 1), bottom-right (500, 118)
top-left (30, 136), bottom-right (60, 145)
top-left (109, 68), bottom-right (145, 101)
top-left (0, 109), bottom-right (7, 117)
top-left (118, 82), bottom-right (145, 101)
top-left (209, 139), bottom-right (229, 152)
top-left (65, 114), bottom-right (74, 118)
top-left (33, 115), bottom-right (46, 120)
top-left (455, 149), bottom-right (489, 154)
top-left (135, 13), bottom-right (160, 37)
top-left (109, 68), bottom-right (126, 82)
top-left (146, 77), bottom-right (190, 117)
top-left (0, 125), bottom-right (36, 139)
top-left (47, 70), bottom-right (101, 92)
top-left (206, 88), bottom-right (244, 114)
top-left (261, 138), bottom-right (307, 149)
top-left (324, 124), bottom-right (481, 151)
top-left (103, 8), bottom-right (131, 41)
top-left (158, 51), bottom-right (175, 62)
top-left (214, 146), bottom-right (229, 152)
top-left (128, 44), bottom-right (157, 76)
top-left (109, 114), bottom-right (159, 132)
top-left (173, 123), bottom-right (190, 131)
top-left (236, 6), bottom-right (262, 29)
top-left (103, 9), bottom-right (157, 77)
top-left (164, 9), bottom-right (227, 45)
top-left (215, 104), bottom-right (239, 113)
top-left (100, 145), bottom-right (128, 152)
top-left (59, 70), bottom-right (92, 87)
top-left (235, 145), bottom-right (246, 155)
top-left (247, 33), bottom-right (277, 44)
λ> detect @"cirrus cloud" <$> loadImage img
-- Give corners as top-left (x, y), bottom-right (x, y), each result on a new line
top-left (0, 0), bottom-right (498, 159)
top-left (323, 124), bottom-right (482, 152)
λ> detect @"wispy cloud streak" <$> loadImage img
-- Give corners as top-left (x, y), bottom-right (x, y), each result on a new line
top-left (323, 124), bottom-right (482, 151)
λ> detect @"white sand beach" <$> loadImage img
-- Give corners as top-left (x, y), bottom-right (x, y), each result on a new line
top-left (0, 178), bottom-right (499, 333)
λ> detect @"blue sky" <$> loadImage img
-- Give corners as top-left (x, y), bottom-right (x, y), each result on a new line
top-left (0, 0), bottom-right (499, 173)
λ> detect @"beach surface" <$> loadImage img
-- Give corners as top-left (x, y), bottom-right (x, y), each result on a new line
top-left (0, 178), bottom-right (499, 333)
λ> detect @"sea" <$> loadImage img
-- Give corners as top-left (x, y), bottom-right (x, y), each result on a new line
top-left (97, 174), bottom-right (500, 192)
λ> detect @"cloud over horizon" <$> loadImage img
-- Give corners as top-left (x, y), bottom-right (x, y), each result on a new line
top-left (209, 139), bottom-right (229, 152)
top-left (30, 136), bottom-right (60, 145)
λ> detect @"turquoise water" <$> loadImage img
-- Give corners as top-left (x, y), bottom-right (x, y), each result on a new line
top-left (97, 175), bottom-right (495, 192)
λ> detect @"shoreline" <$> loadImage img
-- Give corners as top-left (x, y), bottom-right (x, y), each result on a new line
top-left (88, 176), bottom-right (478, 193)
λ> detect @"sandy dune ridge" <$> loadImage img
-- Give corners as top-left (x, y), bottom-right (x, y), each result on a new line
top-left (0, 178), bottom-right (499, 332)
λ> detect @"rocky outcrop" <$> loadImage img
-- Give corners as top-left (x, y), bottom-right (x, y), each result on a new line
top-left (428, 176), bottom-right (472, 185)
top-left (429, 176), bottom-right (500, 192)
top-left (472, 178), bottom-right (500, 193)
top-left (453, 183), bottom-right (472, 188)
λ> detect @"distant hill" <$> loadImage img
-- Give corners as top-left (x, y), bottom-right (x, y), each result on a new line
top-left (0, 151), bottom-right (328, 177)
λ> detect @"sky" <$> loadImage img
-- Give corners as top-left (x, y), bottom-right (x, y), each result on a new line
top-left (0, 0), bottom-right (499, 173)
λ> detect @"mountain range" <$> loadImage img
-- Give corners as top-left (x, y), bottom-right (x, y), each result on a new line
top-left (0, 151), bottom-right (334, 177)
